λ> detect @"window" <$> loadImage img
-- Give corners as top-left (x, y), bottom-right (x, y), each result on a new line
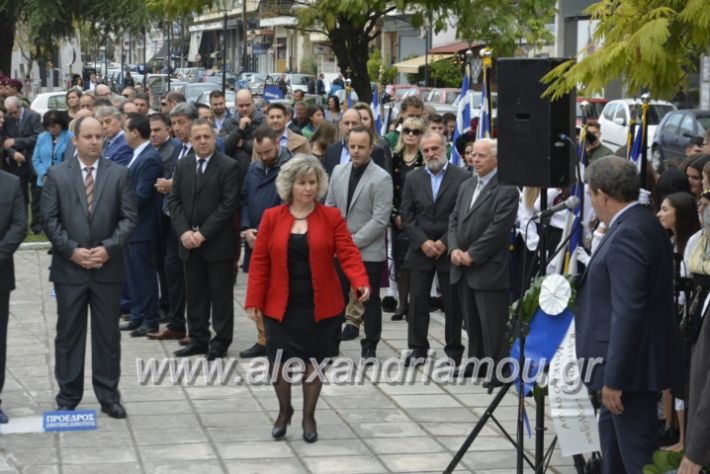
top-left (664, 113), bottom-right (683, 134)
top-left (614, 104), bottom-right (628, 124)
top-left (679, 115), bottom-right (695, 137)
top-left (602, 103), bottom-right (618, 120)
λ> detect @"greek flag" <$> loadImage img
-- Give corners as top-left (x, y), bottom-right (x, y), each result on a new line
top-left (476, 77), bottom-right (491, 139)
top-left (451, 73), bottom-right (471, 166)
top-left (371, 86), bottom-right (382, 137)
top-left (629, 121), bottom-right (643, 172)
top-left (347, 89), bottom-right (353, 109)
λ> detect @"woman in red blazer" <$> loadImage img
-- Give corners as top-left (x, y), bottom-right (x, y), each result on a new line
top-left (245, 154), bottom-right (370, 444)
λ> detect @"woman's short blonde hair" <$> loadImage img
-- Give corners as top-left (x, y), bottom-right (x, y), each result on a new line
top-left (394, 117), bottom-right (425, 153)
top-left (276, 154), bottom-right (330, 204)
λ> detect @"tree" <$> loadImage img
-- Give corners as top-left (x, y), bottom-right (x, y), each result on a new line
top-left (542, 0), bottom-right (710, 101)
top-left (367, 49), bottom-right (397, 85)
top-left (0, 0), bottom-right (153, 76)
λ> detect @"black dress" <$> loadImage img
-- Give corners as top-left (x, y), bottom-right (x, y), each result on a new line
top-left (264, 233), bottom-right (341, 363)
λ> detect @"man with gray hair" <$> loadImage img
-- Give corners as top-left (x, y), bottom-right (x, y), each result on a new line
top-left (95, 106), bottom-right (132, 166)
top-left (399, 131), bottom-right (468, 367)
top-left (3, 95), bottom-right (43, 233)
top-left (575, 156), bottom-right (681, 473)
top-left (448, 137), bottom-right (519, 378)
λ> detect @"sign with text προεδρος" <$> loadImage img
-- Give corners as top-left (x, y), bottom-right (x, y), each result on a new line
top-left (43, 410), bottom-right (98, 432)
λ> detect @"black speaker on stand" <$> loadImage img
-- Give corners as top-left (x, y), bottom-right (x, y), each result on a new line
top-left (497, 58), bottom-right (576, 188)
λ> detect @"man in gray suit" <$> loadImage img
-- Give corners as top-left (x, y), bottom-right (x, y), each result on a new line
top-left (400, 132), bottom-right (469, 367)
top-left (448, 138), bottom-right (518, 378)
top-left (0, 169), bottom-right (28, 423)
top-left (41, 116), bottom-right (137, 418)
top-left (326, 125), bottom-right (393, 360)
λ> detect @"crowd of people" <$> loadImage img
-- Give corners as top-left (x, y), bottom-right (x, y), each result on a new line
top-left (0, 71), bottom-right (709, 470)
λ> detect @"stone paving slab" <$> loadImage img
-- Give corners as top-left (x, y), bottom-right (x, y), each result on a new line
top-left (0, 250), bottom-right (585, 473)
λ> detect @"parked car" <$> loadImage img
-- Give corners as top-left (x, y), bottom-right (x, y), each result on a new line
top-left (652, 109), bottom-right (710, 165)
top-left (246, 74), bottom-right (268, 95)
top-left (236, 72), bottom-right (258, 89)
top-left (204, 71), bottom-right (237, 89)
top-left (424, 87), bottom-right (460, 115)
top-left (576, 97), bottom-right (608, 128)
top-left (196, 90), bottom-right (236, 115)
top-left (287, 74), bottom-right (315, 94)
top-left (598, 99), bottom-right (676, 161)
top-left (30, 91), bottom-right (67, 117)
top-left (177, 82), bottom-right (221, 104)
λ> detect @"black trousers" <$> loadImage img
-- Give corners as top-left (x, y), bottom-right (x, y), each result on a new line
top-left (156, 214), bottom-right (170, 312)
top-left (165, 222), bottom-right (186, 333)
top-left (183, 253), bottom-right (234, 350)
top-left (124, 239), bottom-right (160, 329)
top-left (456, 282), bottom-right (509, 363)
top-left (0, 292), bottom-right (8, 397)
top-left (598, 390), bottom-right (658, 474)
top-left (338, 260), bottom-right (383, 351)
top-left (408, 269), bottom-right (463, 363)
top-left (54, 281), bottom-right (122, 408)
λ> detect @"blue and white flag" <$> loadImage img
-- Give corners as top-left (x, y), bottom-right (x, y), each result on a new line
top-left (629, 121), bottom-right (643, 172)
top-left (476, 75), bottom-right (491, 139)
top-left (371, 86), bottom-right (382, 137)
top-left (347, 89), bottom-right (353, 109)
top-left (451, 73), bottom-right (471, 166)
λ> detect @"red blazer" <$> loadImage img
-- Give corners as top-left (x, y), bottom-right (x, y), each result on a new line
top-left (245, 203), bottom-right (369, 322)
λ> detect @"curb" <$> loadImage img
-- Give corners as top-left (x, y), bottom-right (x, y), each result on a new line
top-left (19, 242), bottom-right (52, 251)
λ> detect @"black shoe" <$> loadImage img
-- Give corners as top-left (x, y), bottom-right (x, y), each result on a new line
top-left (381, 296), bottom-right (397, 313)
top-left (31, 224), bottom-right (42, 235)
top-left (101, 402), bottom-right (127, 419)
top-left (174, 344), bottom-right (208, 357)
top-left (341, 325), bottom-right (359, 341)
top-left (302, 419), bottom-right (318, 443)
top-left (361, 347), bottom-right (376, 364)
top-left (239, 343), bottom-right (266, 358)
top-left (453, 366), bottom-right (475, 378)
top-left (404, 352), bottom-right (427, 368)
top-left (272, 406), bottom-right (294, 439)
top-left (659, 426), bottom-right (680, 447)
top-left (207, 347), bottom-right (227, 361)
top-left (130, 326), bottom-right (158, 337)
top-left (429, 296), bottom-right (443, 312)
top-left (391, 307), bottom-right (407, 321)
top-left (0, 408), bottom-right (8, 423)
top-left (119, 321), bottom-right (141, 331)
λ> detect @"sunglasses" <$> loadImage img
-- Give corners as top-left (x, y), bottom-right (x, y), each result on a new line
top-left (403, 128), bottom-right (422, 136)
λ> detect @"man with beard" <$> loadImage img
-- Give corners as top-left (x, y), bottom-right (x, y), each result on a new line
top-left (220, 89), bottom-right (264, 183)
top-left (399, 131), bottom-right (468, 367)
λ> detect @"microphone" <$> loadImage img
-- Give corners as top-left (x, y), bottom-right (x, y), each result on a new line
top-left (536, 196), bottom-right (580, 220)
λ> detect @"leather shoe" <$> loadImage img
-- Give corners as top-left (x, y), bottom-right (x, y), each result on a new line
top-left (341, 325), bottom-right (359, 341)
top-left (147, 328), bottom-right (186, 340)
top-left (404, 352), bottom-right (427, 367)
top-left (361, 347), bottom-right (376, 365)
top-left (391, 308), bottom-right (407, 321)
top-left (302, 419), bottom-right (318, 443)
top-left (174, 344), bottom-right (208, 357)
top-left (0, 408), bottom-right (8, 424)
top-left (239, 343), bottom-right (266, 358)
top-left (119, 321), bottom-right (141, 331)
top-left (101, 402), bottom-right (127, 419)
top-left (131, 326), bottom-right (158, 337)
top-left (271, 405), bottom-right (294, 439)
top-left (207, 347), bottom-right (227, 361)
top-left (381, 296), bottom-right (397, 313)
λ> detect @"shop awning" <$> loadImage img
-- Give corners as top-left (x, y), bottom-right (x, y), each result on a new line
top-left (393, 53), bottom-right (454, 74)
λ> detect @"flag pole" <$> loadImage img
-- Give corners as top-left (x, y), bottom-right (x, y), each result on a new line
top-left (640, 93), bottom-right (651, 189)
top-left (481, 48), bottom-right (492, 137)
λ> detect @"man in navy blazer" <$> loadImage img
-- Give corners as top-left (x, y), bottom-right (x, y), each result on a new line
top-left (96, 106), bottom-right (133, 167)
top-left (119, 113), bottom-right (163, 336)
top-left (576, 156), bottom-right (682, 473)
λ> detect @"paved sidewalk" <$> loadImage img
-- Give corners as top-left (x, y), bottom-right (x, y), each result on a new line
top-left (0, 249), bottom-right (581, 474)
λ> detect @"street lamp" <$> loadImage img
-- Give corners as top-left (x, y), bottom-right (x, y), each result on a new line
top-left (219, 0), bottom-right (235, 92)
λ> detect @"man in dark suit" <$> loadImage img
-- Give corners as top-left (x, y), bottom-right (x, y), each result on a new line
top-left (3, 95), bottom-right (43, 233)
top-left (576, 156), bottom-right (681, 474)
top-left (41, 116), bottom-right (137, 418)
top-left (220, 89), bottom-right (264, 184)
top-left (119, 113), bottom-right (163, 336)
top-left (323, 109), bottom-right (390, 176)
top-left (0, 170), bottom-right (28, 422)
top-left (148, 104), bottom-right (196, 342)
top-left (95, 106), bottom-right (133, 166)
top-left (168, 118), bottom-right (240, 360)
top-left (448, 138), bottom-right (518, 376)
top-left (400, 132), bottom-right (468, 367)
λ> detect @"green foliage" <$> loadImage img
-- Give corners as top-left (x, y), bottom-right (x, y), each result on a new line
top-left (367, 49), bottom-right (397, 84)
top-left (543, 0), bottom-right (710, 101)
top-left (146, 0), bottom-right (213, 19)
top-left (642, 450), bottom-right (684, 474)
top-left (429, 59), bottom-right (463, 87)
top-left (509, 275), bottom-right (578, 324)
top-left (300, 55), bottom-right (318, 75)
